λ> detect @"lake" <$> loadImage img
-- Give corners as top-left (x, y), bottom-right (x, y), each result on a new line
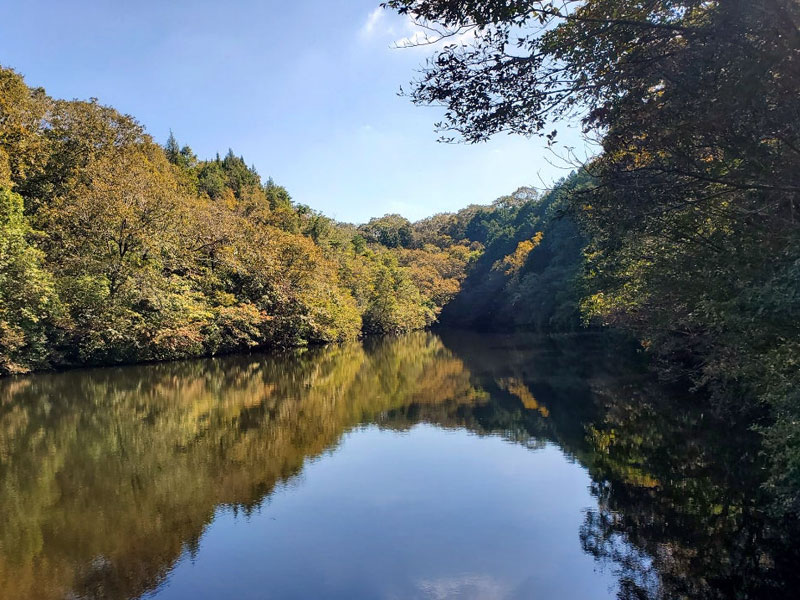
top-left (1, 331), bottom-right (798, 599)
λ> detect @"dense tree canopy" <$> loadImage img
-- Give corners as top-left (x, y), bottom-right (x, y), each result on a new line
top-left (0, 66), bottom-right (490, 372)
top-left (0, 189), bottom-right (60, 374)
top-left (384, 0), bottom-right (800, 513)
top-left (2, 0), bottom-right (799, 509)
top-left (0, 62), bottom-right (600, 378)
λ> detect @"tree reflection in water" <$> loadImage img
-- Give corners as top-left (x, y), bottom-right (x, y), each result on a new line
top-left (0, 331), bottom-right (797, 599)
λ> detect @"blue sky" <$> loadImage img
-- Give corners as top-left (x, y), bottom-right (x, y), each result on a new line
top-left (1, 0), bottom-right (590, 223)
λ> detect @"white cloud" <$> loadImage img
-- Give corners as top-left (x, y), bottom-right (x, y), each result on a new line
top-left (360, 7), bottom-right (385, 39)
top-left (391, 14), bottom-right (433, 48)
top-left (359, 8), bottom-right (432, 47)
top-left (393, 29), bottom-right (430, 48)
top-left (359, 8), bottom-right (479, 50)
top-left (393, 15), bottom-right (480, 49)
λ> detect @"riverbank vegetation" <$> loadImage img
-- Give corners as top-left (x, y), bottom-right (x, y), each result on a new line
top-left (382, 0), bottom-right (800, 514)
top-left (0, 63), bottom-right (590, 375)
top-left (1, 0), bottom-right (798, 513)
top-left (0, 65), bottom-right (483, 373)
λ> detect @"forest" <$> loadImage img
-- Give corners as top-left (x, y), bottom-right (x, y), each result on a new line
top-left (0, 62), bottom-right (588, 377)
top-left (1, 0), bottom-right (799, 514)
top-left (379, 0), bottom-right (800, 515)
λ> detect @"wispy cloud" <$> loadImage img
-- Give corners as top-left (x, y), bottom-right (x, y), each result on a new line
top-left (360, 7), bottom-right (385, 39)
top-left (392, 26), bottom-right (430, 48)
top-left (359, 7), bottom-right (478, 50)
top-left (390, 13), bottom-right (437, 48)
top-left (396, 18), bottom-right (483, 49)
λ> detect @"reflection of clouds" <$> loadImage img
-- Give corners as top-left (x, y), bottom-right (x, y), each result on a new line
top-left (416, 574), bottom-right (509, 599)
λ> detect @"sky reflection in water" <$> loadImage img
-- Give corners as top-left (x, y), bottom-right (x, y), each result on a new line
top-left (1, 331), bottom-right (797, 600)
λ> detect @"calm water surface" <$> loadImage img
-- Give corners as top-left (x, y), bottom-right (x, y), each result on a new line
top-left (1, 331), bottom-right (798, 599)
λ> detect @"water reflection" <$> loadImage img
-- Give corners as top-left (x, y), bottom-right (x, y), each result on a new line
top-left (0, 331), bottom-right (797, 599)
